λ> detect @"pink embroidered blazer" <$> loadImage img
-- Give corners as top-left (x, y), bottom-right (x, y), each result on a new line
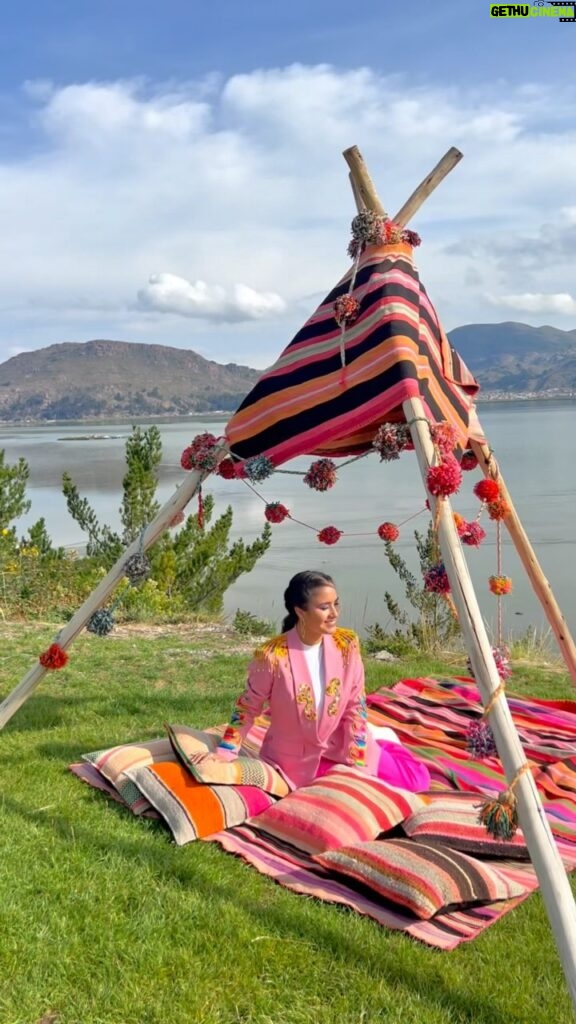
top-left (218, 626), bottom-right (379, 788)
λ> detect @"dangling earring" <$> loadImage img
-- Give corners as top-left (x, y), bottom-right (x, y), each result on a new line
top-left (296, 618), bottom-right (307, 643)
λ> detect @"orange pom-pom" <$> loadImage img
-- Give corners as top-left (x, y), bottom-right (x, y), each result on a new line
top-left (489, 575), bottom-right (513, 596)
top-left (487, 498), bottom-right (511, 521)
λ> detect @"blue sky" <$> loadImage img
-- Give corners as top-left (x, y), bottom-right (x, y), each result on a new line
top-left (1, 0), bottom-right (575, 367)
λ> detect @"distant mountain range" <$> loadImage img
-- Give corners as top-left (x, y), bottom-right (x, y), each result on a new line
top-left (0, 322), bottom-right (575, 422)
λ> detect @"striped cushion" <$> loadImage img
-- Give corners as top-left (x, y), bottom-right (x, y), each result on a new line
top-left (82, 737), bottom-right (179, 814)
top-left (314, 839), bottom-right (529, 919)
top-left (124, 761), bottom-right (275, 846)
top-left (247, 765), bottom-right (427, 855)
top-left (402, 791), bottom-right (530, 859)
top-left (167, 723), bottom-right (290, 797)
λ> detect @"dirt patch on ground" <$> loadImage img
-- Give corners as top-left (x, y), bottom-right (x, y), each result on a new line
top-left (0, 619), bottom-right (268, 656)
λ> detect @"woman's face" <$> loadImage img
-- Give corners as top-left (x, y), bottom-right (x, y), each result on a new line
top-left (296, 585), bottom-right (340, 643)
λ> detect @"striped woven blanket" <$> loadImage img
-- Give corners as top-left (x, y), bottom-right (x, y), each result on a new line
top-left (71, 677), bottom-right (576, 949)
top-left (225, 242), bottom-right (482, 465)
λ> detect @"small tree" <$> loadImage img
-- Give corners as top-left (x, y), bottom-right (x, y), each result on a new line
top-left (370, 522), bottom-right (461, 654)
top-left (0, 451), bottom-right (31, 530)
top-left (62, 425), bottom-right (272, 615)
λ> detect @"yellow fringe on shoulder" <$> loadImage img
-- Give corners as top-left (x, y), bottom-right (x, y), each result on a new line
top-left (332, 627), bottom-right (359, 660)
top-left (253, 633), bottom-right (289, 661)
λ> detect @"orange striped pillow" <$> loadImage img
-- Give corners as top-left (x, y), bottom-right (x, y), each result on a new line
top-left (247, 765), bottom-right (427, 856)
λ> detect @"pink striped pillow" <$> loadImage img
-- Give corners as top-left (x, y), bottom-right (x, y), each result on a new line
top-left (247, 765), bottom-right (427, 855)
top-left (314, 839), bottom-right (529, 919)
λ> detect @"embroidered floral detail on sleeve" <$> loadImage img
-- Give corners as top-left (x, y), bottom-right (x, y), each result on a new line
top-left (296, 683), bottom-right (317, 720)
top-left (325, 677), bottom-right (341, 716)
top-left (348, 694), bottom-right (368, 767)
top-left (219, 692), bottom-right (251, 750)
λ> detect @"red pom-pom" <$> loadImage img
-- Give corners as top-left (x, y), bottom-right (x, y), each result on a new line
top-left (39, 643), bottom-right (69, 670)
top-left (430, 422), bottom-right (459, 455)
top-left (461, 450), bottom-right (478, 472)
top-left (487, 498), bottom-right (511, 521)
top-left (169, 511), bottom-right (185, 528)
top-left (334, 295), bottom-right (360, 327)
top-left (180, 433), bottom-right (219, 472)
top-left (489, 574), bottom-right (513, 596)
top-left (303, 459), bottom-right (338, 492)
top-left (264, 502), bottom-right (290, 524)
top-left (458, 521), bottom-right (486, 547)
top-left (217, 458), bottom-right (237, 479)
top-left (377, 522), bottom-right (400, 542)
top-left (474, 479), bottom-right (500, 503)
top-left (317, 526), bottom-right (342, 545)
top-left (424, 564), bottom-right (451, 594)
top-left (426, 456), bottom-right (462, 497)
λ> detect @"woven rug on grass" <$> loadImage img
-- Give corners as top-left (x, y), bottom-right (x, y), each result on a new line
top-left (206, 824), bottom-right (543, 950)
top-left (202, 677), bottom-right (576, 949)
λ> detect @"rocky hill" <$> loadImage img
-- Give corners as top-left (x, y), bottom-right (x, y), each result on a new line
top-left (0, 323), bottom-right (575, 422)
top-left (0, 340), bottom-right (260, 421)
top-left (448, 322), bottom-right (576, 397)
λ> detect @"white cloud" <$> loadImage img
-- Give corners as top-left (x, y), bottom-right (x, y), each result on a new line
top-left (487, 292), bottom-right (576, 316)
top-left (137, 272), bottom-right (286, 321)
top-left (1, 68), bottom-right (576, 366)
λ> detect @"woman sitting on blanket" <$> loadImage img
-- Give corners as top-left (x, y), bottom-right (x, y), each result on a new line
top-left (215, 570), bottom-right (430, 792)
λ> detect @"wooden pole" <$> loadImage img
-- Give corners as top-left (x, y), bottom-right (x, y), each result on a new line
top-left (344, 144), bottom-right (576, 682)
top-left (406, 397), bottom-right (576, 1009)
top-left (0, 442), bottom-right (229, 729)
top-left (342, 147), bottom-right (386, 216)
top-left (344, 146), bottom-right (576, 1010)
top-left (470, 440), bottom-right (576, 683)
top-left (393, 147), bottom-right (463, 227)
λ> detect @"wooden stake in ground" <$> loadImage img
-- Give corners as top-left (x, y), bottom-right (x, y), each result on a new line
top-left (0, 442), bottom-right (229, 730)
top-left (345, 146), bottom-right (576, 1012)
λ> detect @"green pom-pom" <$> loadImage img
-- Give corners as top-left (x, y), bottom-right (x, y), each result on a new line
top-left (478, 793), bottom-right (519, 840)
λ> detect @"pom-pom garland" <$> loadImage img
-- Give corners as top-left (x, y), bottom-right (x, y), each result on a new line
top-left (372, 423), bottom-right (410, 461)
top-left (217, 458), bottom-right (237, 480)
top-left (243, 455), bottom-right (275, 483)
top-left (39, 643), bottom-right (69, 670)
top-left (467, 720), bottom-right (497, 759)
top-left (457, 520), bottom-right (486, 548)
top-left (180, 433), bottom-right (219, 472)
top-left (264, 502), bottom-right (290, 524)
top-left (347, 212), bottom-right (422, 259)
top-left (474, 478), bottom-right (500, 503)
top-left (461, 450), bottom-right (478, 472)
top-left (487, 498), bottom-right (511, 522)
top-left (423, 564), bottom-right (451, 594)
top-left (303, 459), bottom-right (338, 492)
top-left (317, 526), bottom-right (342, 545)
top-left (86, 608), bottom-right (116, 637)
top-left (124, 552), bottom-right (152, 585)
top-left (334, 295), bottom-right (360, 327)
top-left (489, 574), bottom-right (513, 596)
top-left (426, 456), bottom-right (462, 497)
top-left (377, 522), bottom-right (400, 542)
top-left (430, 422), bottom-right (459, 455)
top-left (467, 646), bottom-right (512, 683)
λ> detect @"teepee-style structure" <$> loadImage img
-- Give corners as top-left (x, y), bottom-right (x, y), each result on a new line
top-left (2, 145), bottom-right (576, 1008)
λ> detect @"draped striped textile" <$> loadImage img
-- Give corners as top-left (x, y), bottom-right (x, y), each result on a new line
top-left (225, 242), bottom-right (483, 466)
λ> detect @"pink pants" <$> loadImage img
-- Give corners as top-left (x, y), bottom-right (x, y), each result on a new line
top-left (317, 740), bottom-right (430, 793)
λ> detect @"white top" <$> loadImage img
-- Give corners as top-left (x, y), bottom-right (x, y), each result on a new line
top-left (301, 641), bottom-right (325, 711)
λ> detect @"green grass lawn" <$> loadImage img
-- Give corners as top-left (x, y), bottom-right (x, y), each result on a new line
top-left (1, 623), bottom-right (575, 1024)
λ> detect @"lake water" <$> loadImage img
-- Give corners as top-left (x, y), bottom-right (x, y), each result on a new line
top-left (1, 402), bottom-right (575, 641)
